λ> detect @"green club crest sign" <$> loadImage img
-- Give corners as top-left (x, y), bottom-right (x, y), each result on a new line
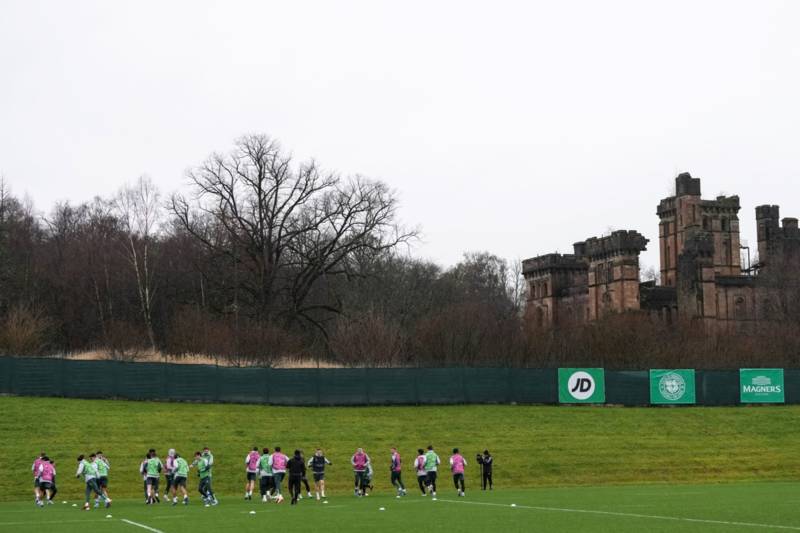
top-left (650, 369), bottom-right (695, 404)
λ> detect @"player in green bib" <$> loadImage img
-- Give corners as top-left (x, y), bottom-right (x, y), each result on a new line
top-left (258, 448), bottom-right (274, 502)
top-left (424, 445), bottom-right (441, 498)
top-left (172, 454), bottom-right (190, 505)
top-left (194, 450), bottom-right (218, 505)
top-left (145, 451), bottom-right (163, 504)
top-left (94, 451), bottom-right (111, 508)
top-left (76, 454), bottom-right (109, 510)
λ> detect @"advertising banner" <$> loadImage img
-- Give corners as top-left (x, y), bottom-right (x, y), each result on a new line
top-left (740, 368), bottom-right (784, 403)
top-left (558, 368), bottom-right (605, 403)
top-left (650, 369), bottom-right (696, 405)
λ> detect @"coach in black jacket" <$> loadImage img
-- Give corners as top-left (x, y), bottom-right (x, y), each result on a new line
top-left (478, 450), bottom-right (493, 490)
top-left (287, 450), bottom-right (306, 505)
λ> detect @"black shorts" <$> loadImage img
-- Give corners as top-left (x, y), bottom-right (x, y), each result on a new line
top-left (173, 476), bottom-right (187, 487)
top-left (391, 471), bottom-right (402, 481)
top-left (426, 471), bottom-right (438, 484)
top-left (146, 476), bottom-right (159, 486)
top-left (453, 473), bottom-right (464, 481)
top-left (39, 481), bottom-right (52, 490)
top-left (313, 473), bottom-right (325, 482)
top-left (246, 472), bottom-right (257, 481)
top-left (97, 476), bottom-right (109, 488)
top-left (34, 478), bottom-right (40, 488)
top-left (165, 474), bottom-right (174, 488)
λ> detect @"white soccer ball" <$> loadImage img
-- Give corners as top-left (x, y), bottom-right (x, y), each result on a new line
top-left (106, 515), bottom-right (113, 518)
top-left (379, 507), bottom-right (385, 511)
top-left (323, 501), bottom-right (328, 504)
top-left (511, 504), bottom-right (517, 508)
top-left (249, 511), bottom-right (256, 515)
top-left (432, 498), bottom-right (437, 501)
top-left (71, 503), bottom-right (77, 507)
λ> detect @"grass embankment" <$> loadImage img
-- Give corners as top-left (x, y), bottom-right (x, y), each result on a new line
top-left (1, 396), bottom-right (799, 502)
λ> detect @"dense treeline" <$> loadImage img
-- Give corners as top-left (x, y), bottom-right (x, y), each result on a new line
top-left (1, 134), bottom-right (799, 368)
top-left (0, 134), bottom-right (526, 366)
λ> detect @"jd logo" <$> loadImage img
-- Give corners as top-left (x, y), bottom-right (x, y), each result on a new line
top-left (567, 371), bottom-right (595, 400)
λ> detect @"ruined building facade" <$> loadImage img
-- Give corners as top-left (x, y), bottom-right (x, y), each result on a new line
top-left (523, 172), bottom-right (800, 331)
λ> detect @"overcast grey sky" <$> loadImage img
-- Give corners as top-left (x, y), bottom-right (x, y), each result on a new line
top-left (1, 0), bottom-right (799, 271)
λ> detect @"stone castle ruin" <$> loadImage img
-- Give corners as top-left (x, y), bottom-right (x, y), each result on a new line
top-left (523, 172), bottom-right (800, 331)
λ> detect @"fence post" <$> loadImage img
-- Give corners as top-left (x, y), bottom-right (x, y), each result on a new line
top-left (214, 363), bottom-right (220, 403)
top-left (316, 367), bottom-right (321, 407)
top-left (8, 357), bottom-right (16, 395)
top-left (265, 367), bottom-right (272, 405)
top-left (507, 366), bottom-right (514, 403)
top-left (59, 357), bottom-right (66, 398)
top-left (413, 367), bottom-right (421, 405)
top-left (364, 367), bottom-right (371, 406)
top-left (161, 362), bottom-right (168, 401)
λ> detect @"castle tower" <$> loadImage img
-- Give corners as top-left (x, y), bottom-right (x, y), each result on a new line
top-left (522, 250), bottom-right (588, 330)
top-left (657, 173), bottom-right (741, 286)
top-left (756, 204), bottom-right (780, 266)
top-left (584, 230), bottom-right (649, 321)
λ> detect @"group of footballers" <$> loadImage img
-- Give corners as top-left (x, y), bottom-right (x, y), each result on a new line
top-left (32, 450), bottom-right (113, 510)
top-left (137, 447), bottom-right (218, 507)
top-left (31, 444), bottom-right (489, 509)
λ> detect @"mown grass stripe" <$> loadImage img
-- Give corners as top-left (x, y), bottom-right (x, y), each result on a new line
top-left (436, 498), bottom-right (800, 531)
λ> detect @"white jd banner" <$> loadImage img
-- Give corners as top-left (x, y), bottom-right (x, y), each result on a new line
top-left (558, 368), bottom-right (605, 403)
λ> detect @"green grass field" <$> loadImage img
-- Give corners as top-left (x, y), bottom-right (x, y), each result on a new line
top-left (3, 483), bottom-right (800, 532)
top-left (2, 396), bottom-right (800, 531)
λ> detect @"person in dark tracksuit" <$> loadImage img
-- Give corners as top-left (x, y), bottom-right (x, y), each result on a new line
top-left (478, 450), bottom-right (493, 490)
top-left (287, 450), bottom-right (306, 505)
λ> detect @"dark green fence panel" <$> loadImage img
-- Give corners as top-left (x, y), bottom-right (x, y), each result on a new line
top-left (167, 364), bottom-right (216, 401)
top-left (62, 360), bottom-right (118, 398)
top-left (510, 368), bottom-right (557, 403)
top-left (115, 362), bottom-right (165, 400)
top-left (606, 371), bottom-right (649, 405)
top-left (416, 368), bottom-right (464, 404)
top-left (218, 367), bottom-right (269, 403)
top-left (267, 369), bottom-right (319, 405)
top-left (784, 369), bottom-right (800, 404)
top-left (317, 369), bottom-right (368, 406)
top-left (0, 356), bottom-right (13, 393)
top-left (463, 368), bottom-right (510, 403)
top-left (697, 370), bottom-right (740, 405)
top-left (367, 368), bottom-right (418, 404)
top-left (12, 358), bottom-right (61, 396)
top-left (6, 357), bottom-right (800, 407)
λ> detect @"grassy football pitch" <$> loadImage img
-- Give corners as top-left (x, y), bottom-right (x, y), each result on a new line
top-left (2, 483), bottom-right (799, 532)
top-left (2, 396), bottom-right (800, 531)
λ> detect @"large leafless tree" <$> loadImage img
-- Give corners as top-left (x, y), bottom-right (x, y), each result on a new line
top-left (170, 134), bottom-right (415, 334)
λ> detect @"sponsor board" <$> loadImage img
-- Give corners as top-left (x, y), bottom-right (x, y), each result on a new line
top-left (649, 369), bottom-right (696, 404)
top-left (558, 368), bottom-right (605, 403)
top-left (739, 368), bottom-right (784, 403)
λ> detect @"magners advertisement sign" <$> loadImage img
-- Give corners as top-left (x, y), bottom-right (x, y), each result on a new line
top-left (739, 368), bottom-right (784, 404)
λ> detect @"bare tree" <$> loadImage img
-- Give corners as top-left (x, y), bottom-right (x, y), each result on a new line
top-left (170, 134), bottom-right (416, 336)
top-left (114, 176), bottom-right (162, 351)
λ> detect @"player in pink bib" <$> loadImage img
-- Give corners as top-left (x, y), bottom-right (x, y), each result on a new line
top-left (38, 457), bottom-right (56, 505)
top-left (449, 448), bottom-right (467, 497)
top-left (351, 448), bottom-right (371, 496)
top-left (32, 452), bottom-right (46, 505)
top-left (244, 447), bottom-right (260, 500)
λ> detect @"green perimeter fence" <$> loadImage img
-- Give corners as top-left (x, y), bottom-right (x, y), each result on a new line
top-left (0, 357), bottom-right (798, 406)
